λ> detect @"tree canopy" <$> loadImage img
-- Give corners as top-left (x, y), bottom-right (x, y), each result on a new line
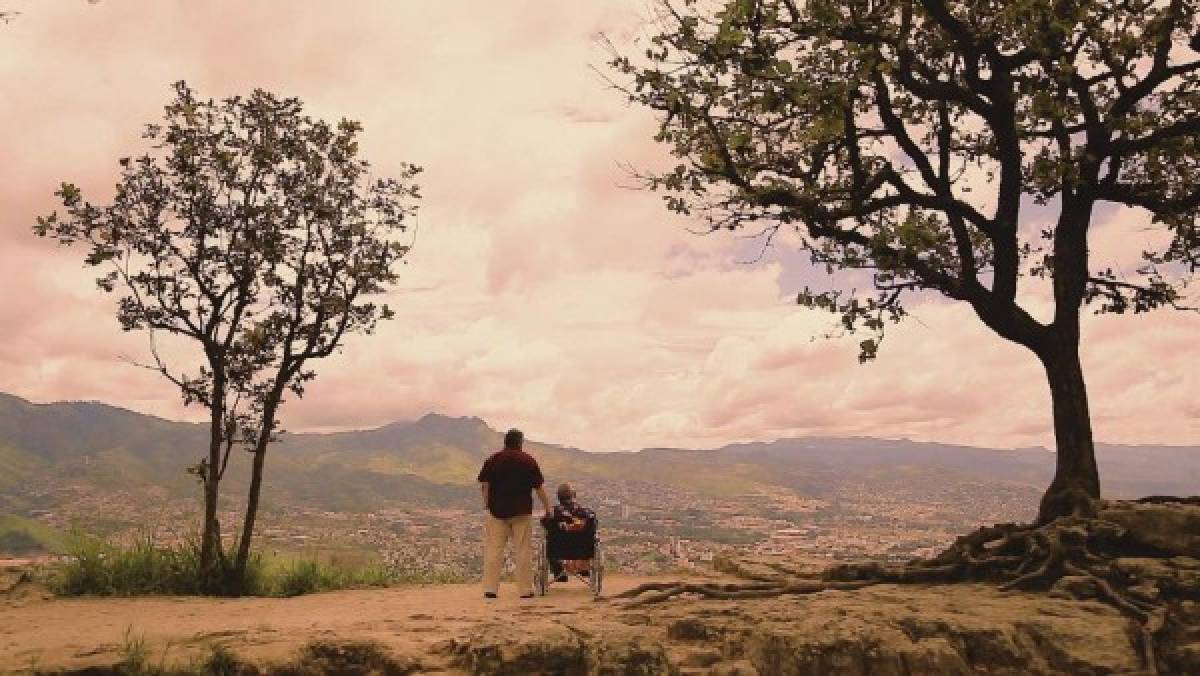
top-left (614, 0), bottom-right (1198, 361)
top-left (37, 81), bottom-right (419, 439)
top-left (35, 81), bottom-right (421, 586)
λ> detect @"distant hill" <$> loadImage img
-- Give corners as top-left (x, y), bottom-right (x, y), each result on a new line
top-left (0, 391), bottom-right (1196, 518)
top-left (0, 512), bottom-right (70, 556)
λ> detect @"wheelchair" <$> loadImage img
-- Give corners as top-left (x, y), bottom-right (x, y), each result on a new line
top-left (534, 515), bottom-right (604, 598)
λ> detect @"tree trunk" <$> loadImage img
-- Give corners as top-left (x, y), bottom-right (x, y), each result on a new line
top-left (1036, 338), bottom-right (1101, 523)
top-left (232, 445), bottom-right (267, 591)
top-left (233, 392), bottom-right (281, 592)
top-left (199, 380), bottom-right (225, 586)
top-left (200, 465), bottom-right (221, 574)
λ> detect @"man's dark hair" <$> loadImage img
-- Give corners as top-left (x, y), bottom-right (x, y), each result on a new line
top-left (504, 428), bottom-right (523, 449)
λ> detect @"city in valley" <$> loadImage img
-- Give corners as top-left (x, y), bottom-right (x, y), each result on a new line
top-left (5, 399), bottom-right (1190, 580)
top-left (10, 472), bottom-right (1040, 579)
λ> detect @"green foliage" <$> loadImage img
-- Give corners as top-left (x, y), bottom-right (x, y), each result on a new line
top-left (270, 559), bottom-right (327, 597)
top-left (33, 80), bottom-right (422, 429)
top-left (271, 558), bottom-right (375, 597)
top-left (47, 533), bottom-right (270, 597)
top-left (50, 535), bottom-right (219, 597)
top-left (269, 556), bottom-right (466, 597)
top-left (32, 79), bottom-right (424, 586)
top-left (48, 535), bottom-right (461, 598)
top-left (613, 0), bottom-right (1200, 358)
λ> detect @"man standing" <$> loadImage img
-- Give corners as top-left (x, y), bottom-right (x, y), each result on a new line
top-left (477, 428), bottom-right (551, 599)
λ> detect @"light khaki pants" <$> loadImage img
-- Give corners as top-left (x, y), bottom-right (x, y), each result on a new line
top-left (482, 513), bottom-right (533, 595)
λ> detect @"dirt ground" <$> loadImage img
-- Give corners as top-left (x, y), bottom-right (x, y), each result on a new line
top-left (0, 569), bottom-right (1161, 674)
top-left (0, 575), bottom-right (655, 672)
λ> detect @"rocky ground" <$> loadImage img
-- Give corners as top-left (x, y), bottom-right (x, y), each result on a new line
top-left (1, 570), bottom-right (1177, 674)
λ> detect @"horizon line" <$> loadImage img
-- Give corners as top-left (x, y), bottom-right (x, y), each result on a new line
top-left (4, 389), bottom-right (1192, 454)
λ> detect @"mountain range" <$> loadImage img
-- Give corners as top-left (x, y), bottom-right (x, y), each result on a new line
top-left (1, 390), bottom-right (1196, 519)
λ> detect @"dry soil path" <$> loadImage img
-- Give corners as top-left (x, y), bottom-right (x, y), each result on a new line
top-left (0, 575), bottom-right (660, 672)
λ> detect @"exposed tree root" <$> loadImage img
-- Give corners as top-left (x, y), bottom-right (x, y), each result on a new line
top-left (614, 579), bottom-right (874, 607)
top-left (1137, 495), bottom-right (1200, 506)
top-left (614, 498), bottom-right (1200, 674)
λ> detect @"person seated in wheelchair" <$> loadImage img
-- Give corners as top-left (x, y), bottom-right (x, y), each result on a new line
top-left (541, 483), bottom-right (597, 583)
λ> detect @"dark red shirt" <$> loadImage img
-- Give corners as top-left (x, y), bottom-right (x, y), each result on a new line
top-left (477, 448), bottom-right (544, 519)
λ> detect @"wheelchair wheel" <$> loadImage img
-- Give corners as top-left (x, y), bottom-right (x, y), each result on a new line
top-left (534, 538), bottom-right (549, 596)
top-left (590, 540), bottom-right (604, 598)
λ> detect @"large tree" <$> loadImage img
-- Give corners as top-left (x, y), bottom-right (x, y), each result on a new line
top-left (613, 0), bottom-right (1199, 523)
top-left (35, 82), bottom-right (421, 590)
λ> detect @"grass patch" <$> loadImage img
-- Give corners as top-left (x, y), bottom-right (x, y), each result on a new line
top-left (116, 627), bottom-right (152, 673)
top-left (270, 558), bottom-right (392, 597)
top-left (48, 535), bottom-right (247, 597)
top-left (49, 536), bottom-right (467, 598)
top-left (265, 556), bottom-right (467, 596)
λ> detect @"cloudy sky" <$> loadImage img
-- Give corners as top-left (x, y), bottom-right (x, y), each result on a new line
top-left (0, 1), bottom-right (1195, 451)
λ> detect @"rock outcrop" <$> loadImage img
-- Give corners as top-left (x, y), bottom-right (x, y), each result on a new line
top-left (439, 620), bottom-right (674, 675)
top-left (437, 584), bottom-right (1151, 675)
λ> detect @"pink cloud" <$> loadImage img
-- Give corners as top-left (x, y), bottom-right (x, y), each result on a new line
top-left (0, 1), bottom-right (1194, 454)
